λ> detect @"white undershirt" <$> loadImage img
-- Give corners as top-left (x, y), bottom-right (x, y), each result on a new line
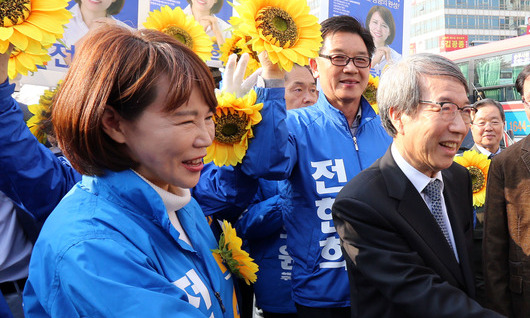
top-left (133, 171), bottom-right (192, 246)
top-left (391, 143), bottom-right (459, 261)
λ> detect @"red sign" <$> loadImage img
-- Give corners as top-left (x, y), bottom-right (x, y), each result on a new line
top-left (439, 35), bottom-right (468, 52)
top-left (409, 42), bottom-right (416, 55)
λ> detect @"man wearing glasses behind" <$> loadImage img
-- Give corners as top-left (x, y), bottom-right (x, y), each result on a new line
top-left (332, 54), bottom-right (503, 317)
top-left (243, 15), bottom-right (392, 317)
top-left (483, 64), bottom-right (530, 317)
top-left (467, 98), bottom-right (507, 306)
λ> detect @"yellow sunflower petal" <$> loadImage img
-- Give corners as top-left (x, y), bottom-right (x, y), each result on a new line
top-left (234, 0), bottom-right (322, 70)
top-left (25, 11), bottom-right (68, 34)
top-left (454, 150), bottom-right (490, 207)
top-left (144, 6), bottom-right (213, 62)
top-left (31, 0), bottom-right (70, 11)
top-left (0, 27), bottom-right (14, 41)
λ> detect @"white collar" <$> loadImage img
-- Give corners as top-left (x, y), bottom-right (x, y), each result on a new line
top-left (391, 143), bottom-right (444, 195)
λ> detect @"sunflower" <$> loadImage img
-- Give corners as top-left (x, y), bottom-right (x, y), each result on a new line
top-left (219, 31), bottom-right (261, 78)
top-left (204, 90), bottom-right (263, 166)
top-left (8, 46), bottom-right (50, 79)
top-left (212, 220), bottom-right (259, 285)
top-left (363, 74), bottom-right (379, 114)
top-left (0, 0), bottom-right (71, 54)
top-left (234, 0), bottom-right (322, 72)
top-left (26, 82), bottom-right (60, 144)
top-left (454, 150), bottom-right (491, 207)
top-left (143, 5), bottom-right (213, 62)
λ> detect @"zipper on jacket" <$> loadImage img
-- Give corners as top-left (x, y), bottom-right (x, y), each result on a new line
top-left (214, 291), bottom-right (226, 313)
top-left (353, 136), bottom-right (359, 151)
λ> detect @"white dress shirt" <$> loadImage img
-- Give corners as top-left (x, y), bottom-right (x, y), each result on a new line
top-left (391, 143), bottom-right (459, 261)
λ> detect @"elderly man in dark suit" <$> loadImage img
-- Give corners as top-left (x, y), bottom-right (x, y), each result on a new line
top-left (332, 53), bottom-right (503, 318)
top-left (483, 64), bottom-right (530, 318)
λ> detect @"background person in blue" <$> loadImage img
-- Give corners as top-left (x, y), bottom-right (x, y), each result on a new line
top-left (242, 15), bottom-right (392, 317)
top-left (235, 63), bottom-right (319, 318)
top-left (23, 25), bottom-right (238, 317)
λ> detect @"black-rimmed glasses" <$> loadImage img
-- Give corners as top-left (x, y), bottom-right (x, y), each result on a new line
top-left (419, 100), bottom-right (474, 124)
top-left (319, 54), bottom-right (371, 68)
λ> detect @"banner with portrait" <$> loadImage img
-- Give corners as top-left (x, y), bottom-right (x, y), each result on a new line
top-left (21, 0), bottom-right (139, 87)
top-left (327, 0), bottom-right (405, 77)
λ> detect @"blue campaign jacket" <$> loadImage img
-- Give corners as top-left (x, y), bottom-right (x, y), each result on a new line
top-left (23, 170), bottom-right (239, 318)
top-left (242, 87), bottom-right (392, 307)
top-left (0, 80), bottom-right (81, 240)
top-left (236, 179), bottom-right (296, 314)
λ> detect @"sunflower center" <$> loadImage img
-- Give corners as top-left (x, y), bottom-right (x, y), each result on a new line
top-left (0, 0), bottom-right (31, 27)
top-left (256, 6), bottom-right (298, 48)
top-left (215, 112), bottom-right (248, 144)
top-left (162, 25), bottom-right (193, 49)
top-left (468, 166), bottom-right (485, 193)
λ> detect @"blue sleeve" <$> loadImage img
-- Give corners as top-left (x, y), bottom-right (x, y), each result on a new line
top-left (24, 240), bottom-right (213, 318)
top-left (236, 194), bottom-right (285, 240)
top-left (0, 80), bottom-right (81, 222)
top-left (236, 180), bottom-right (291, 240)
top-left (193, 163), bottom-right (258, 223)
top-left (241, 87), bottom-right (297, 180)
top-left (0, 292), bottom-right (13, 318)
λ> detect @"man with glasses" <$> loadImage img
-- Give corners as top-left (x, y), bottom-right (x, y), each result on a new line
top-left (467, 98), bottom-right (507, 306)
top-left (483, 64), bottom-right (530, 317)
top-left (243, 15), bottom-right (392, 317)
top-left (470, 99), bottom-right (506, 158)
top-left (332, 53), bottom-right (503, 317)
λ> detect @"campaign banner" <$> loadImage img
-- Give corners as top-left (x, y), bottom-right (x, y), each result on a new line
top-left (22, 0), bottom-right (139, 87)
top-left (439, 35), bottom-right (468, 52)
top-left (328, 0), bottom-right (405, 77)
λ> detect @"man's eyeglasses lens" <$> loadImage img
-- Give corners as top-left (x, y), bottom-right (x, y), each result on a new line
top-left (420, 100), bottom-right (473, 124)
top-left (319, 54), bottom-right (371, 68)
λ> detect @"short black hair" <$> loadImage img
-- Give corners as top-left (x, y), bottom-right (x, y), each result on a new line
top-left (515, 64), bottom-right (530, 95)
top-left (320, 15), bottom-right (375, 57)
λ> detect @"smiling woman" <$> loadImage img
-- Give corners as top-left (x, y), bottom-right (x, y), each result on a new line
top-left (22, 25), bottom-right (239, 318)
top-left (365, 5), bottom-right (401, 75)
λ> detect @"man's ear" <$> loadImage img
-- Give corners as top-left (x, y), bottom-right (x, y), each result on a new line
top-left (309, 58), bottom-right (319, 79)
top-left (389, 106), bottom-right (404, 135)
top-left (101, 107), bottom-right (127, 144)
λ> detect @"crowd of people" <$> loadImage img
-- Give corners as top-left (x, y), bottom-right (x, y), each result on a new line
top-left (0, 9), bottom-right (529, 318)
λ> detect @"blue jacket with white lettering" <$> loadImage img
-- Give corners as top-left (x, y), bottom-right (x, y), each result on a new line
top-left (236, 179), bottom-right (296, 314)
top-left (23, 169), bottom-right (238, 318)
top-left (242, 87), bottom-right (392, 308)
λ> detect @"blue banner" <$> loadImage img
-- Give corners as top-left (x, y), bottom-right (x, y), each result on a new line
top-left (328, 0), bottom-right (404, 77)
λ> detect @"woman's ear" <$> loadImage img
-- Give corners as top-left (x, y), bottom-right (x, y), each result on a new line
top-left (101, 107), bottom-right (127, 144)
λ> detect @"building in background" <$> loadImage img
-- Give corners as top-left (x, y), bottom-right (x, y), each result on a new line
top-left (410, 0), bottom-right (529, 53)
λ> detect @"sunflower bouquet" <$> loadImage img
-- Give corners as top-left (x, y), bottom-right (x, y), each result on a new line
top-left (212, 220), bottom-right (258, 285)
top-left (454, 150), bottom-right (491, 207)
top-left (232, 0), bottom-right (322, 72)
top-left (363, 74), bottom-right (380, 114)
top-left (0, 0), bottom-right (72, 79)
top-left (144, 6), bottom-right (213, 62)
top-left (204, 90), bottom-right (263, 166)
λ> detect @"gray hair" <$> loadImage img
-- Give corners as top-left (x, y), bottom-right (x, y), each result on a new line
top-left (378, 53), bottom-right (468, 137)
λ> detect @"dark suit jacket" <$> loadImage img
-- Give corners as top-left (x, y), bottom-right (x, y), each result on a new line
top-left (484, 135), bottom-right (530, 318)
top-left (332, 148), bottom-right (503, 318)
